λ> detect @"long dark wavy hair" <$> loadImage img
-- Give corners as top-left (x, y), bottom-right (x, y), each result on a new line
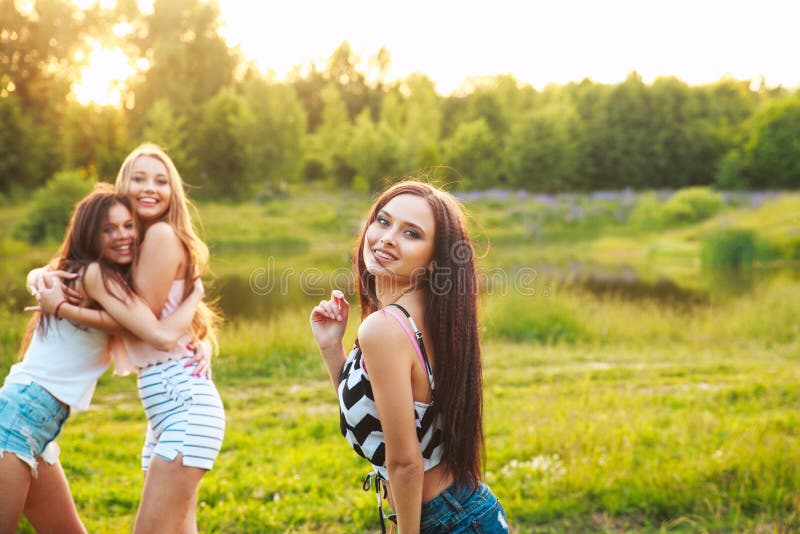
top-left (353, 180), bottom-right (484, 488)
top-left (19, 184), bottom-right (135, 356)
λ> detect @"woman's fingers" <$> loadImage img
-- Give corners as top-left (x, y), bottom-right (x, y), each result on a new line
top-left (331, 290), bottom-right (348, 320)
top-left (51, 270), bottom-right (78, 280)
top-left (65, 286), bottom-right (82, 304)
top-left (311, 292), bottom-right (350, 322)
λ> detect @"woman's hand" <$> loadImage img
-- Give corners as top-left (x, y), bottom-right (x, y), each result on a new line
top-left (186, 339), bottom-right (213, 379)
top-left (310, 290), bottom-right (350, 352)
top-left (32, 276), bottom-right (67, 315)
top-left (28, 268), bottom-right (82, 304)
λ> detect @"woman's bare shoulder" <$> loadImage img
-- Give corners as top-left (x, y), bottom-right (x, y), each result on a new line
top-left (358, 309), bottom-right (409, 351)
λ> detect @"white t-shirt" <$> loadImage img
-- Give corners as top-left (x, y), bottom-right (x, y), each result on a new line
top-left (6, 317), bottom-right (110, 411)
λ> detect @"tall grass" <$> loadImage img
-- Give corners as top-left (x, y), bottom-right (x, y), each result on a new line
top-left (701, 229), bottom-right (758, 269)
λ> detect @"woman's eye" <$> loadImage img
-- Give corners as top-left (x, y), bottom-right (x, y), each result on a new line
top-left (377, 217), bottom-right (389, 226)
top-left (132, 176), bottom-right (143, 182)
top-left (404, 230), bottom-right (420, 239)
top-left (158, 179), bottom-right (168, 186)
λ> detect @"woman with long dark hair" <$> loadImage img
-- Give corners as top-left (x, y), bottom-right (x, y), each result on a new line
top-left (310, 180), bottom-right (508, 533)
top-left (1, 185), bottom-right (202, 532)
top-left (28, 144), bottom-right (223, 533)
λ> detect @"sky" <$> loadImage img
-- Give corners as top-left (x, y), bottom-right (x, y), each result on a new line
top-left (215, 0), bottom-right (800, 93)
top-left (74, 0), bottom-right (800, 104)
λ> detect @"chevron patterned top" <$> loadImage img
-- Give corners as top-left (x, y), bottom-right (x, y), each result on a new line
top-left (337, 306), bottom-right (444, 480)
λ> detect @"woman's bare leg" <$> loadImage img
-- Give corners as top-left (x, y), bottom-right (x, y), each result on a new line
top-left (133, 454), bottom-right (205, 534)
top-left (0, 454), bottom-right (31, 534)
top-left (23, 459), bottom-right (86, 534)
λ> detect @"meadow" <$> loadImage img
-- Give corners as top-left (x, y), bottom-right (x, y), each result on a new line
top-left (1, 189), bottom-right (798, 533)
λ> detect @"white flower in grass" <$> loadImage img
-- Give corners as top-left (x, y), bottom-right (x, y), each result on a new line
top-left (500, 454), bottom-right (566, 483)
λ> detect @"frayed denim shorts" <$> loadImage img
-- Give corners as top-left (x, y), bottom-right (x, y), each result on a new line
top-left (420, 482), bottom-right (509, 533)
top-left (0, 381), bottom-right (69, 474)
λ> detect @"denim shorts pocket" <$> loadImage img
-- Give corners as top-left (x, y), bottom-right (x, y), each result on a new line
top-left (20, 401), bottom-right (55, 425)
top-left (469, 501), bottom-right (509, 534)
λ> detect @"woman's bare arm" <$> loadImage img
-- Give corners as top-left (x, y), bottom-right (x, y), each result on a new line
top-left (35, 264), bottom-right (202, 350)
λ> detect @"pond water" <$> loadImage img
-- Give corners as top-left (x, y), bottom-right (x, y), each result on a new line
top-left (4, 245), bottom-right (796, 321)
top-left (208, 246), bottom-right (800, 321)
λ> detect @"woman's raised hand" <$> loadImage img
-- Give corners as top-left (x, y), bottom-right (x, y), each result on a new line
top-left (28, 275), bottom-right (67, 315)
top-left (310, 290), bottom-right (350, 351)
top-left (28, 268), bottom-right (82, 304)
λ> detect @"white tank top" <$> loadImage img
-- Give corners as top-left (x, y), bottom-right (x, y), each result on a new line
top-left (6, 318), bottom-right (110, 411)
top-left (111, 280), bottom-right (193, 375)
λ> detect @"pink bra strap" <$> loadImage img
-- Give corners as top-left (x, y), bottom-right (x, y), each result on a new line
top-left (382, 307), bottom-right (426, 369)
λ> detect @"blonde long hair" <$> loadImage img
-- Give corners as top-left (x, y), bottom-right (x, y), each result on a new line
top-left (115, 143), bottom-right (220, 351)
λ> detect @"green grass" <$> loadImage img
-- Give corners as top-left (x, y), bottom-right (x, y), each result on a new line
top-left (2, 190), bottom-right (800, 532)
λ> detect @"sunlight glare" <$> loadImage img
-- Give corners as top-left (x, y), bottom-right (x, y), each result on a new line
top-left (73, 46), bottom-right (134, 106)
top-left (14, 0), bottom-right (35, 16)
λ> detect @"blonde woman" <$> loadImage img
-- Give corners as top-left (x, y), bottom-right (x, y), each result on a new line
top-left (30, 144), bottom-right (224, 533)
top-left (3, 187), bottom-right (202, 533)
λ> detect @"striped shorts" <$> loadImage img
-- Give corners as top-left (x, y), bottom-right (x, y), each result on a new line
top-left (138, 357), bottom-right (225, 471)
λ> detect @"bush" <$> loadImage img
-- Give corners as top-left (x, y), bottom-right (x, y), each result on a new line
top-left (628, 192), bottom-right (664, 229)
top-left (661, 187), bottom-right (724, 225)
top-left (12, 170), bottom-right (96, 244)
top-left (485, 293), bottom-right (590, 344)
top-left (701, 228), bottom-right (758, 269)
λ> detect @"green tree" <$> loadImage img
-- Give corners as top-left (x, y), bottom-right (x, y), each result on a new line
top-left (401, 74), bottom-right (441, 172)
top-left (60, 102), bottom-right (129, 181)
top-left (304, 83), bottom-right (353, 186)
top-left (566, 79), bottom-right (612, 190)
top-left (325, 41), bottom-right (370, 120)
top-left (740, 96), bottom-right (800, 188)
top-left (192, 89), bottom-right (249, 199)
top-left (603, 72), bottom-right (655, 188)
top-left (13, 170), bottom-right (95, 243)
top-left (0, 0), bottom-right (98, 112)
top-left (505, 104), bottom-right (580, 191)
top-left (0, 0), bottom-right (106, 189)
top-left (140, 98), bottom-right (192, 175)
top-left (240, 77), bottom-right (307, 191)
top-left (648, 77), bottom-right (719, 187)
top-left (290, 63), bottom-right (326, 133)
top-left (347, 109), bottom-right (401, 191)
top-left (463, 87), bottom-right (510, 139)
top-left (441, 118), bottom-right (501, 189)
top-left (126, 0), bottom-right (238, 121)
top-left (0, 95), bottom-right (50, 194)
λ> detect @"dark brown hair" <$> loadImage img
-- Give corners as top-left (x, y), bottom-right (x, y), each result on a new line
top-left (19, 184), bottom-right (134, 356)
top-left (353, 180), bottom-right (484, 488)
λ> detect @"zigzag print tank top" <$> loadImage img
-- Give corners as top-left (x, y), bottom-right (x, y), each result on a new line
top-left (338, 304), bottom-right (444, 480)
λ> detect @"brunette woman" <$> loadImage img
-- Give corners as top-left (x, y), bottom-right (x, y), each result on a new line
top-left (310, 181), bottom-right (508, 533)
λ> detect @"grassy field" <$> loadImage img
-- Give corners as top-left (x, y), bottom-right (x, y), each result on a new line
top-left (1, 190), bottom-right (799, 532)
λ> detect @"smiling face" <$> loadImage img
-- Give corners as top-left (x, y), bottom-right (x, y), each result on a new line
top-left (99, 202), bottom-right (136, 265)
top-left (362, 193), bottom-right (436, 281)
top-left (127, 155), bottom-right (172, 223)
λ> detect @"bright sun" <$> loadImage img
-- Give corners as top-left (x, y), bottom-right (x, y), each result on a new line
top-left (72, 45), bottom-right (135, 106)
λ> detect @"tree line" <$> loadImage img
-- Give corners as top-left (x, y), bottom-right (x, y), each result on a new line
top-left (2, 0), bottom-right (799, 200)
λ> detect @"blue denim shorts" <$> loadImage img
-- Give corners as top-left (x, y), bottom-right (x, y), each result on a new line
top-left (420, 482), bottom-right (509, 533)
top-left (0, 381), bottom-right (69, 474)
